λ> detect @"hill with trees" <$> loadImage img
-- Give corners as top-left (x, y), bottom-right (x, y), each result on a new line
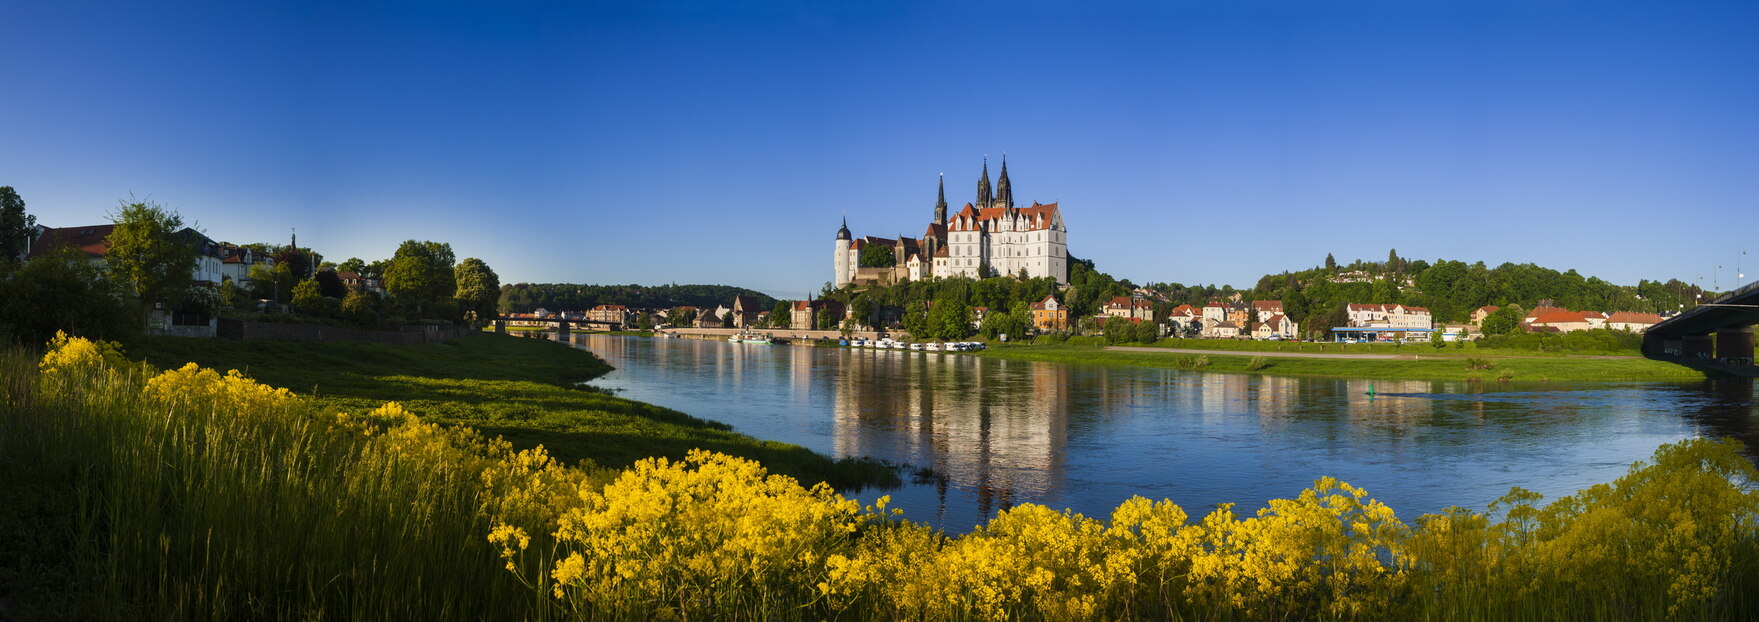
top-left (1144, 249), bottom-right (1712, 338)
top-left (498, 283), bottom-right (777, 313)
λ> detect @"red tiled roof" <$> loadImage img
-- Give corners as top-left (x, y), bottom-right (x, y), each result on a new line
top-left (27, 224), bottom-right (115, 259)
top-left (1531, 310), bottom-right (1596, 325)
top-left (1525, 306), bottom-right (1565, 320)
top-left (1604, 311), bottom-right (1662, 324)
top-left (1252, 300), bottom-right (1283, 310)
top-left (948, 203), bottom-right (1061, 232)
top-left (1478, 305), bottom-right (1500, 313)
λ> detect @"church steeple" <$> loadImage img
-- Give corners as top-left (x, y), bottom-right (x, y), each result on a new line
top-left (934, 174), bottom-right (948, 225)
top-left (836, 215), bottom-right (851, 241)
top-left (995, 154), bottom-right (1013, 209)
top-left (976, 157), bottom-right (993, 210)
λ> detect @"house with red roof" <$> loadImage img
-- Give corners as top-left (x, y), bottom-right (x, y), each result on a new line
top-left (1526, 310), bottom-right (1605, 332)
top-left (1103, 296), bottom-right (1153, 321)
top-left (1251, 300), bottom-right (1284, 321)
top-left (1031, 294), bottom-right (1068, 331)
top-left (1604, 311), bottom-right (1663, 333)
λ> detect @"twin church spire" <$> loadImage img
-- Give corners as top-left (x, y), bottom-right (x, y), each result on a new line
top-left (950, 155), bottom-right (1015, 227)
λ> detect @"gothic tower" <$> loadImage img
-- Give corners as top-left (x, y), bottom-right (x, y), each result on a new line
top-left (934, 173), bottom-right (948, 225)
top-left (995, 154), bottom-right (1014, 209)
top-left (976, 157), bottom-right (993, 210)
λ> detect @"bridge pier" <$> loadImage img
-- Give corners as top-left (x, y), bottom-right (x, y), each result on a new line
top-left (1642, 331), bottom-right (1665, 356)
top-left (1716, 326), bottom-right (1754, 363)
top-left (494, 319), bottom-right (507, 334)
top-left (1683, 334), bottom-right (1715, 359)
top-left (557, 320), bottom-right (570, 335)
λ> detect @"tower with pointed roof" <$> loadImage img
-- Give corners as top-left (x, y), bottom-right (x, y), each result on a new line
top-left (995, 155), bottom-right (1014, 209)
top-left (976, 158), bottom-right (993, 210)
top-left (934, 174), bottom-right (948, 226)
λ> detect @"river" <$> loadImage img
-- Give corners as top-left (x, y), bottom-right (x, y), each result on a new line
top-left (561, 334), bottom-right (1758, 533)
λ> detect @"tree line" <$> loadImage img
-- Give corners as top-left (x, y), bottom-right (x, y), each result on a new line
top-left (0, 186), bottom-right (500, 346)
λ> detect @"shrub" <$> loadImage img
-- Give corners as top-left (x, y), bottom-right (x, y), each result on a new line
top-left (1465, 357), bottom-right (1495, 370)
top-left (1246, 356), bottom-right (1270, 371)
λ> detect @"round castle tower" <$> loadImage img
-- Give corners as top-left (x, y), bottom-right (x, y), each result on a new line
top-left (833, 216), bottom-right (852, 288)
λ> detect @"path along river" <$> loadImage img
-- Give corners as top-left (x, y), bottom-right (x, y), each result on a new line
top-left (564, 334), bottom-right (1759, 533)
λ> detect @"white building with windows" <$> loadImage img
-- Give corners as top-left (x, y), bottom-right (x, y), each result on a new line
top-left (835, 156), bottom-right (1069, 287)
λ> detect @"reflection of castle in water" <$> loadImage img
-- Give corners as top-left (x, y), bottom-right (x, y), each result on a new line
top-left (829, 350), bottom-right (1070, 519)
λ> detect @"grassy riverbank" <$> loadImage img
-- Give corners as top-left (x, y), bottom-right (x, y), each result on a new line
top-left (4, 334), bottom-right (1756, 619)
top-left (131, 333), bottom-right (894, 489)
top-left (978, 343), bottom-right (1713, 382)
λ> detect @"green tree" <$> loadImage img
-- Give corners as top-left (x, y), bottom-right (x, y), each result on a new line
top-left (0, 186), bottom-right (36, 266)
top-left (453, 258), bottom-right (501, 326)
top-left (105, 199), bottom-right (197, 320)
top-left (850, 295), bottom-right (874, 329)
top-left (341, 289), bottom-right (378, 324)
top-left (338, 257), bottom-right (366, 275)
top-left (315, 269), bottom-right (349, 299)
top-left (0, 246), bottom-right (136, 343)
top-left (218, 278), bottom-right (247, 310)
top-left (272, 245), bottom-right (313, 283)
top-left (291, 279), bottom-right (325, 316)
top-left (383, 240), bottom-right (456, 316)
top-left (859, 244), bottom-right (894, 268)
top-left (1325, 252), bottom-right (1337, 270)
top-left (1430, 326), bottom-right (1446, 348)
top-left (770, 301), bottom-right (792, 329)
top-left (928, 299), bottom-right (974, 340)
top-left (1481, 305), bottom-right (1525, 336)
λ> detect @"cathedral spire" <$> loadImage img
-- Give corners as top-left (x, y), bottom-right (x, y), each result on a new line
top-left (976, 157), bottom-right (993, 209)
top-left (934, 173), bottom-right (948, 225)
top-left (996, 153), bottom-right (1014, 209)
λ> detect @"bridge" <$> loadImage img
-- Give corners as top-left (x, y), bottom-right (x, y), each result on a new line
top-left (1642, 280), bottom-right (1759, 366)
top-left (493, 313), bottom-right (623, 334)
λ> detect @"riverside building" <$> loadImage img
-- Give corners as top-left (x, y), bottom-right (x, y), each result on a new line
top-left (834, 156), bottom-right (1070, 287)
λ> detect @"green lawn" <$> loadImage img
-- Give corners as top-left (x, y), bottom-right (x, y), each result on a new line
top-left (131, 333), bottom-right (896, 490)
top-left (977, 343), bottom-right (1712, 382)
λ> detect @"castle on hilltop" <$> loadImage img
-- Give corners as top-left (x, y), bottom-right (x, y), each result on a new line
top-left (834, 156), bottom-right (1069, 287)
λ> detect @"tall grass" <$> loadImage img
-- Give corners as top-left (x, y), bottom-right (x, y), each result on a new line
top-left (4, 334), bottom-right (1757, 620)
top-left (1, 335), bottom-right (590, 618)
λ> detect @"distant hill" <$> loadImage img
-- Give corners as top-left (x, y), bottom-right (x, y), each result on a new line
top-left (499, 283), bottom-right (777, 313)
top-left (1143, 250), bottom-right (1710, 327)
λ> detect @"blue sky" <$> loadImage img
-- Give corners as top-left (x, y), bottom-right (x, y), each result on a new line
top-left (3, 1), bottom-right (1755, 299)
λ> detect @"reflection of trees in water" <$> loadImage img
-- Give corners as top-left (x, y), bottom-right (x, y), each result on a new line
top-left (1678, 378), bottom-right (1759, 462)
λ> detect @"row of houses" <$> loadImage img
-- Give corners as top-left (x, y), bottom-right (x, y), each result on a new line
top-left (25, 224), bottom-right (271, 286)
top-left (1159, 300), bottom-right (1301, 340)
top-left (1469, 305), bottom-right (1666, 333)
top-left (23, 223), bottom-right (390, 296)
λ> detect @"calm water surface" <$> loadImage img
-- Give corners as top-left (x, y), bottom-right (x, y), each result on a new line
top-left (561, 334), bottom-right (1758, 533)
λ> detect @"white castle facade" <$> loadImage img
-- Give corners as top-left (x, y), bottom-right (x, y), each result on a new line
top-left (834, 157), bottom-right (1069, 287)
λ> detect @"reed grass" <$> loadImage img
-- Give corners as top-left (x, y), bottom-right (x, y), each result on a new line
top-left (3, 335), bottom-right (1755, 620)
